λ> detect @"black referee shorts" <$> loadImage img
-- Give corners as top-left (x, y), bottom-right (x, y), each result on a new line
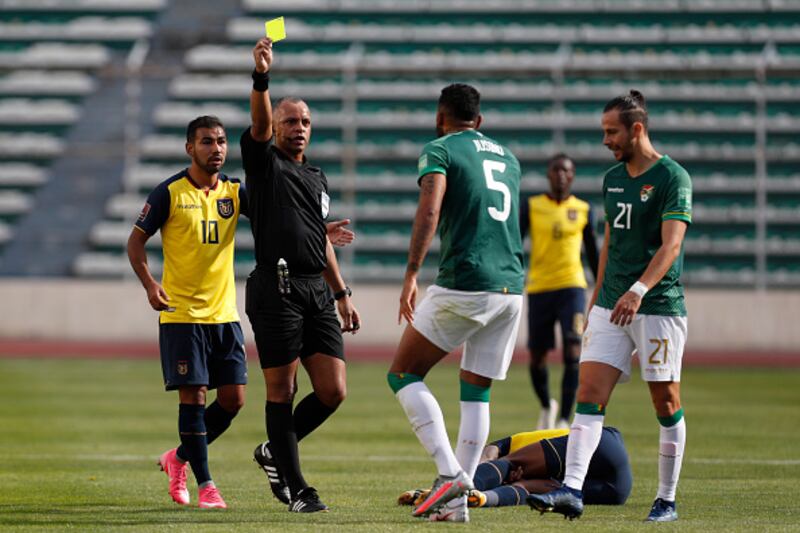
top-left (245, 268), bottom-right (345, 369)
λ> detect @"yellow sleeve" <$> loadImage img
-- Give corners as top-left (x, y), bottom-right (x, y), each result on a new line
top-left (509, 428), bottom-right (570, 454)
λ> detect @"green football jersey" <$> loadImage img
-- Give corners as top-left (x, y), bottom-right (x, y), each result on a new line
top-left (417, 129), bottom-right (524, 294)
top-left (596, 155), bottom-right (692, 316)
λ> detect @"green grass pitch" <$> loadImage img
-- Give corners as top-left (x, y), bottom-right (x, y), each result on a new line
top-left (1, 357), bottom-right (798, 532)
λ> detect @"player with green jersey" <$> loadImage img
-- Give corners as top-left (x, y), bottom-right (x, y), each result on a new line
top-left (387, 84), bottom-right (525, 523)
top-left (529, 91), bottom-right (691, 523)
top-left (597, 155), bottom-right (691, 316)
top-left (418, 129), bottom-right (524, 293)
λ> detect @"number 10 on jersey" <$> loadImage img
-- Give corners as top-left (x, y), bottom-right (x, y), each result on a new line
top-left (201, 220), bottom-right (219, 244)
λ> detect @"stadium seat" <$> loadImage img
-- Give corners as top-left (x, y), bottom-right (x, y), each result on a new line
top-left (71, 0), bottom-right (800, 286)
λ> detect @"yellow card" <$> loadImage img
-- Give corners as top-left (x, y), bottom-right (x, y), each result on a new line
top-left (265, 17), bottom-right (286, 42)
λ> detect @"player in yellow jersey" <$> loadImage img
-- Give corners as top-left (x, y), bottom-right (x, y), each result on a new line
top-left (128, 116), bottom-right (243, 509)
top-left (520, 154), bottom-right (599, 430)
top-left (399, 426), bottom-right (631, 509)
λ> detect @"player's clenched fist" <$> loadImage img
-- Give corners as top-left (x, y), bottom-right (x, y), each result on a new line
top-left (253, 38), bottom-right (273, 73)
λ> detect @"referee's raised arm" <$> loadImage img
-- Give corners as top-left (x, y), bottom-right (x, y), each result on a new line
top-left (250, 38), bottom-right (273, 142)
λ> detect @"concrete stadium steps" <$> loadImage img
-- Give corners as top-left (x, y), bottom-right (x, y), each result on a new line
top-left (0, 99), bottom-right (80, 127)
top-left (0, 71), bottom-right (96, 97)
top-left (184, 44), bottom-right (800, 74)
top-left (0, 163), bottom-right (48, 189)
top-left (0, 17), bottom-right (152, 44)
top-left (152, 101), bottom-right (800, 135)
top-left (0, 134), bottom-right (64, 159)
top-left (0, 43), bottom-right (110, 70)
top-left (241, 0), bottom-right (781, 16)
top-left (138, 132), bottom-right (800, 163)
top-left (0, 0), bottom-right (166, 15)
top-left (167, 75), bottom-right (800, 103)
top-left (228, 16), bottom-right (800, 46)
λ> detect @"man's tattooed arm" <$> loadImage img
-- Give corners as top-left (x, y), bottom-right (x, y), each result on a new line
top-left (406, 173), bottom-right (447, 274)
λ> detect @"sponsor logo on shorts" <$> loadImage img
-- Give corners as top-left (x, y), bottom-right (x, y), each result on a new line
top-left (217, 198), bottom-right (234, 219)
top-left (177, 360), bottom-right (188, 375)
top-left (137, 202), bottom-right (151, 222)
top-left (640, 184), bottom-right (655, 202)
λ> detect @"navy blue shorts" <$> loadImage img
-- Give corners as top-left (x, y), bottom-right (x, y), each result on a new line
top-left (159, 322), bottom-right (248, 391)
top-left (527, 287), bottom-right (586, 352)
top-left (541, 426), bottom-right (633, 505)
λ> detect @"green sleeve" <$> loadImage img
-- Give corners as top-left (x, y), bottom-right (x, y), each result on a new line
top-left (417, 140), bottom-right (449, 181)
top-left (662, 169), bottom-right (692, 224)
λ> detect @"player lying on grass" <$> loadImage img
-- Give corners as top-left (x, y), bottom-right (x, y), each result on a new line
top-left (398, 426), bottom-right (631, 509)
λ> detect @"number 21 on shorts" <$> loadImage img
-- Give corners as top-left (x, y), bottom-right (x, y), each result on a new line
top-left (649, 338), bottom-right (668, 365)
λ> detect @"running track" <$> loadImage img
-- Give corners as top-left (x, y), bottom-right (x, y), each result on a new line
top-left (0, 339), bottom-right (798, 367)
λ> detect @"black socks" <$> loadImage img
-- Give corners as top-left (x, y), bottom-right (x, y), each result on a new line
top-left (266, 401), bottom-right (307, 497)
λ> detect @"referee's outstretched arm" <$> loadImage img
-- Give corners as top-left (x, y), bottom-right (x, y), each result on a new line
top-left (250, 38), bottom-right (274, 142)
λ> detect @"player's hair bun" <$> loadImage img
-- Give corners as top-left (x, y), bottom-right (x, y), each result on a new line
top-left (629, 90), bottom-right (646, 109)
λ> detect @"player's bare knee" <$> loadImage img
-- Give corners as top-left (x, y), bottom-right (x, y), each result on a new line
top-left (576, 382), bottom-right (607, 405)
top-left (653, 397), bottom-right (681, 417)
top-left (318, 385), bottom-right (346, 408)
top-left (266, 382), bottom-right (296, 403)
top-left (179, 386), bottom-right (207, 405)
top-left (218, 395), bottom-right (244, 413)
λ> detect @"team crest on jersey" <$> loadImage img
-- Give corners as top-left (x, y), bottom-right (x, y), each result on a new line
top-left (640, 184), bottom-right (655, 203)
top-left (177, 360), bottom-right (188, 376)
top-left (137, 202), bottom-right (151, 222)
top-left (567, 208), bottom-right (577, 221)
top-left (217, 198), bottom-right (234, 219)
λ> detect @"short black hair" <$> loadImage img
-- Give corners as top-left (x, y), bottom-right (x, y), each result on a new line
top-left (438, 83), bottom-right (481, 122)
top-left (547, 152), bottom-right (572, 167)
top-left (273, 96), bottom-right (305, 109)
top-left (186, 115), bottom-right (225, 143)
top-left (603, 90), bottom-right (648, 130)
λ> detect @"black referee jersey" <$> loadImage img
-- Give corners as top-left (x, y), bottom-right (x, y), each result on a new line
top-left (240, 127), bottom-right (330, 274)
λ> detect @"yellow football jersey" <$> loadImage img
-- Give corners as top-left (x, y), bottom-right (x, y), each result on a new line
top-left (509, 428), bottom-right (570, 454)
top-left (524, 194), bottom-right (592, 293)
top-left (135, 170), bottom-right (245, 324)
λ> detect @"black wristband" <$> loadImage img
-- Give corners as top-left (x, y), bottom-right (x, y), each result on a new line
top-left (333, 286), bottom-right (352, 300)
top-left (252, 69), bottom-right (270, 92)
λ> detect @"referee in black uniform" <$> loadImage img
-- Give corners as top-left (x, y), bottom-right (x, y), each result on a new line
top-left (243, 38), bottom-right (361, 513)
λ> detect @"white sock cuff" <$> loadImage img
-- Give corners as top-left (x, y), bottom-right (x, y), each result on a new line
top-left (572, 413), bottom-right (605, 427)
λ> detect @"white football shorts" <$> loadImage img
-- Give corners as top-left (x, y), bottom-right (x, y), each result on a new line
top-left (412, 284), bottom-right (523, 380)
top-left (580, 306), bottom-right (688, 382)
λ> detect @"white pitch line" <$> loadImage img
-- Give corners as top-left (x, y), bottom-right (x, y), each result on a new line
top-left (4, 453), bottom-right (800, 466)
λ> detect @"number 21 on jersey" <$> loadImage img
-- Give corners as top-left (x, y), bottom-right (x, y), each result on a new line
top-left (613, 202), bottom-right (632, 229)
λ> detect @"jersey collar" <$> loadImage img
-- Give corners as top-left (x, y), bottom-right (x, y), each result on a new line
top-left (184, 168), bottom-right (221, 191)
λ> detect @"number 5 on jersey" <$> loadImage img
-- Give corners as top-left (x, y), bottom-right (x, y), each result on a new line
top-left (483, 159), bottom-right (510, 222)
